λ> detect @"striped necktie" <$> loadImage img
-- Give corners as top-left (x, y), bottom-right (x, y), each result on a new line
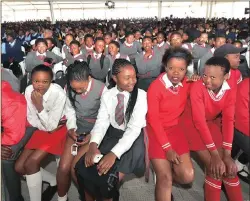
top-left (115, 93), bottom-right (125, 126)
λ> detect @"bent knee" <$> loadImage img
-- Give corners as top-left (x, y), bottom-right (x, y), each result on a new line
top-left (156, 173), bottom-right (173, 188)
top-left (58, 163), bottom-right (71, 175)
top-left (177, 168), bottom-right (194, 184)
top-left (15, 161), bottom-right (25, 175)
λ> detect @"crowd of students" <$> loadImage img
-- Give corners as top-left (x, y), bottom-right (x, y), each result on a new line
top-left (1, 17), bottom-right (249, 201)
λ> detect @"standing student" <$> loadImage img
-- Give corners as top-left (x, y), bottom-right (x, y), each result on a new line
top-left (15, 65), bottom-right (75, 201)
top-left (120, 32), bottom-right (142, 66)
top-left (135, 36), bottom-right (162, 91)
top-left (86, 37), bottom-right (110, 83)
top-left (153, 32), bottom-right (170, 56)
top-left (214, 44), bottom-right (247, 89)
top-left (182, 57), bottom-right (243, 201)
top-left (56, 61), bottom-right (107, 201)
top-left (147, 48), bottom-right (195, 201)
top-left (75, 59), bottom-right (147, 201)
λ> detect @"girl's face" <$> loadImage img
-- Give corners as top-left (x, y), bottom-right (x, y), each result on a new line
top-left (70, 76), bottom-right (91, 94)
top-left (165, 58), bottom-right (187, 85)
top-left (202, 65), bottom-right (228, 92)
top-left (32, 71), bottom-right (52, 95)
top-left (156, 34), bottom-right (165, 44)
top-left (104, 35), bottom-right (112, 45)
top-left (108, 43), bottom-right (119, 56)
top-left (36, 42), bottom-right (47, 54)
top-left (170, 34), bottom-right (183, 48)
top-left (85, 37), bottom-right (94, 48)
top-left (95, 40), bottom-right (105, 54)
top-left (65, 35), bottom-right (73, 47)
top-left (142, 38), bottom-right (152, 52)
top-left (126, 35), bottom-right (134, 44)
top-left (113, 65), bottom-right (137, 93)
top-left (70, 44), bottom-right (80, 56)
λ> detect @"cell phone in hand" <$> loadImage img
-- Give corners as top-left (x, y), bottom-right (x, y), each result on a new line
top-left (77, 134), bottom-right (85, 143)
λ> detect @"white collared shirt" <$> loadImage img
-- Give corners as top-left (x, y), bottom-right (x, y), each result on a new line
top-left (93, 52), bottom-right (102, 59)
top-left (9, 39), bottom-right (16, 47)
top-left (90, 86), bottom-right (147, 158)
top-left (114, 53), bottom-right (130, 61)
top-left (25, 83), bottom-right (70, 132)
top-left (36, 51), bottom-right (46, 57)
top-left (207, 80), bottom-right (230, 100)
top-left (211, 47), bottom-right (215, 54)
top-left (124, 41), bottom-right (133, 47)
top-left (73, 53), bottom-right (82, 58)
top-left (162, 73), bottom-right (183, 88)
top-left (86, 45), bottom-right (94, 50)
top-left (157, 41), bottom-right (165, 47)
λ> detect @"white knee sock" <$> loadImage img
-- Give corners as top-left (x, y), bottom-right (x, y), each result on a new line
top-left (40, 168), bottom-right (57, 186)
top-left (58, 193), bottom-right (67, 201)
top-left (26, 171), bottom-right (42, 201)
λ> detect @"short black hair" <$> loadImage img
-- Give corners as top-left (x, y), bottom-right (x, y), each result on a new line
top-left (125, 31), bottom-right (133, 38)
top-left (84, 34), bottom-right (94, 42)
top-left (233, 40), bottom-right (243, 47)
top-left (162, 47), bottom-right (193, 68)
top-left (104, 32), bottom-right (112, 37)
top-left (205, 56), bottom-right (230, 75)
top-left (142, 36), bottom-right (152, 42)
top-left (157, 31), bottom-right (166, 38)
top-left (170, 31), bottom-right (182, 40)
top-left (69, 40), bottom-right (80, 47)
top-left (35, 38), bottom-right (48, 47)
top-left (31, 64), bottom-right (53, 80)
top-left (109, 40), bottom-right (120, 49)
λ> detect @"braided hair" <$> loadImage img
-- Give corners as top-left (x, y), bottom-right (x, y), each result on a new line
top-left (110, 58), bottom-right (138, 123)
top-left (66, 60), bottom-right (90, 109)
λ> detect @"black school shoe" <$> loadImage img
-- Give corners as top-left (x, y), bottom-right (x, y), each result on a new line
top-left (42, 185), bottom-right (57, 201)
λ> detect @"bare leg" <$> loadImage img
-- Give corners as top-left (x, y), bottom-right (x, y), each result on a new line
top-left (15, 149), bottom-right (34, 175)
top-left (151, 159), bottom-right (173, 201)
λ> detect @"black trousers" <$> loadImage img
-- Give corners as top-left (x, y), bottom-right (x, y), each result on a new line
top-left (1, 127), bottom-right (36, 201)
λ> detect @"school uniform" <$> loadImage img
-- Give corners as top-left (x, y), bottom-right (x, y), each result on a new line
top-left (86, 52), bottom-right (110, 83)
top-left (51, 46), bottom-right (62, 57)
top-left (75, 86), bottom-right (147, 199)
top-left (146, 73), bottom-right (190, 159)
top-left (104, 45), bottom-right (109, 55)
top-left (192, 43), bottom-right (211, 70)
top-left (2, 81), bottom-right (27, 201)
top-left (198, 47), bottom-right (215, 75)
top-left (135, 51), bottom-right (162, 91)
top-left (81, 46), bottom-right (94, 57)
top-left (181, 80), bottom-right (236, 151)
top-left (24, 83), bottom-right (74, 155)
top-left (64, 53), bottom-right (86, 67)
top-left (235, 78), bottom-right (249, 136)
top-left (25, 51), bottom-right (63, 73)
top-left (153, 41), bottom-right (170, 56)
top-left (2, 39), bottom-right (24, 63)
top-left (182, 42), bottom-right (194, 52)
top-left (107, 53), bottom-right (130, 72)
top-left (227, 69), bottom-right (242, 89)
top-left (67, 78), bottom-right (107, 135)
top-left (61, 44), bottom-right (71, 59)
top-left (233, 78), bottom-right (250, 159)
top-left (120, 41), bottom-right (142, 65)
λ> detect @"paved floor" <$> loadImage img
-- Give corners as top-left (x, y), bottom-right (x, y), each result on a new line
top-left (21, 155), bottom-right (249, 201)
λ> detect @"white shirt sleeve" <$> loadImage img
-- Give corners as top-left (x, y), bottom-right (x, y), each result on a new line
top-left (37, 93), bottom-right (67, 131)
top-left (111, 90), bottom-right (147, 159)
top-left (64, 96), bottom-right (77, 131)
